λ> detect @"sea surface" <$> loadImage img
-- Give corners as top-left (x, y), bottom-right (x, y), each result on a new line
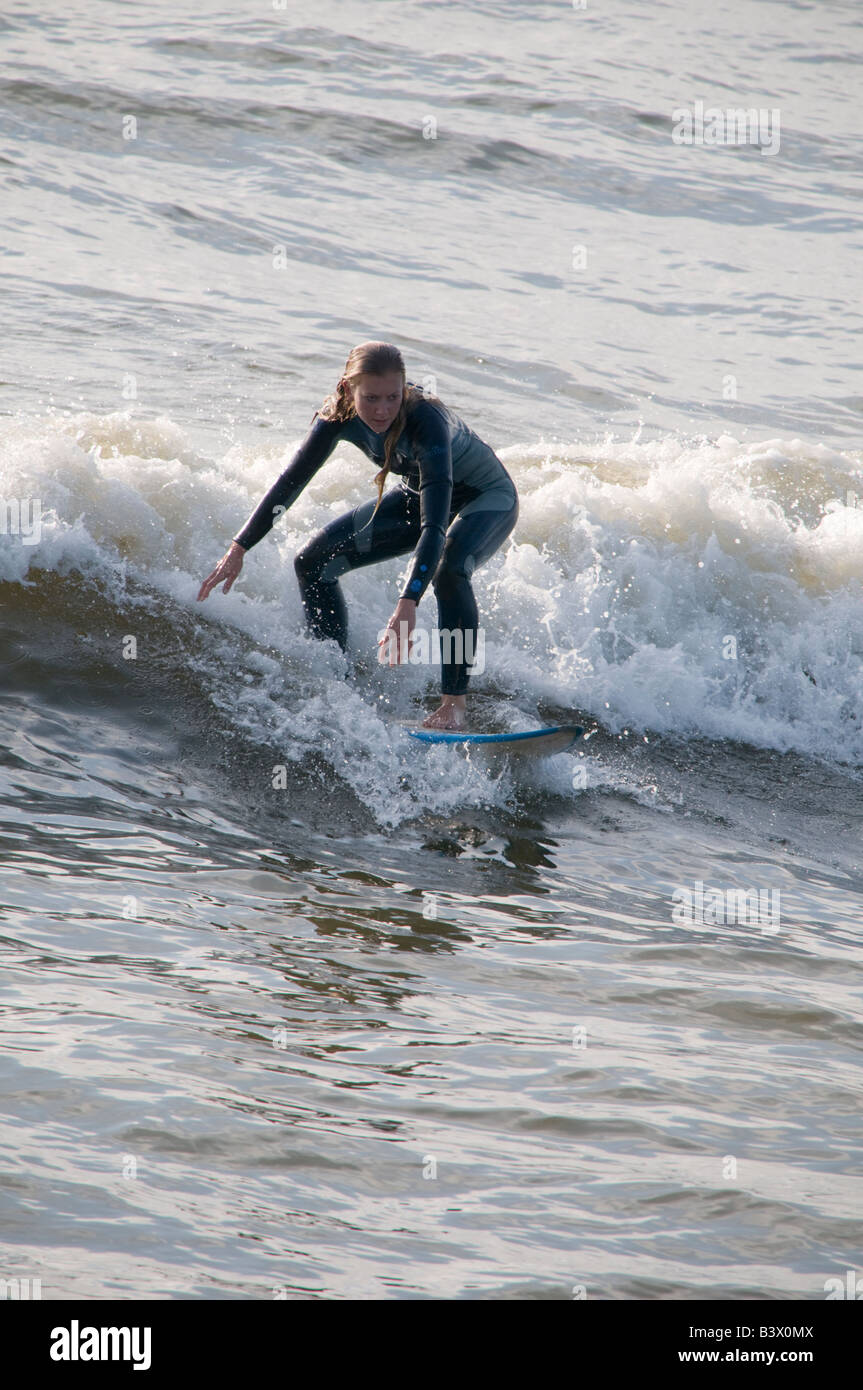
top-left (1, 0), bottom-right (862, 1300)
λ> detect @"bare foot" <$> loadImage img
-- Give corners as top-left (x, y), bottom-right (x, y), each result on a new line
top-left (422, 697), bottom-right (467, 730)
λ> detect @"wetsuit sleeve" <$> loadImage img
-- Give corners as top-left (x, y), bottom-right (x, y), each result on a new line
top-left (232, 415), bottom-right (340, 550)
top-left (399, 410), bottom-right (453, 602)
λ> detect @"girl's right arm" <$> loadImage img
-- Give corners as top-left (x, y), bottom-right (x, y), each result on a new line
top-left (232, 414), bottom-right (341, 551)
top-left (197, 415), bottom-right (340, 601)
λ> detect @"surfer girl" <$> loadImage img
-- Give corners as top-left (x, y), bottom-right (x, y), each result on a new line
top-left (197, 342), bottom-right (518, 730)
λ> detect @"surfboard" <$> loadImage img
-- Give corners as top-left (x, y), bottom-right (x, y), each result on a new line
top-left (405, 724), bottom-right (584, 756)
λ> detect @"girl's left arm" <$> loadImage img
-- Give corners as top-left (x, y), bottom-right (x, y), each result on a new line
top-left (398, 412), bottom-right (453, 602)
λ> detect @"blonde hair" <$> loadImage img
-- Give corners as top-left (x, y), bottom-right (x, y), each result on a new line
top-left (317, 341), bottom-right (441, 523)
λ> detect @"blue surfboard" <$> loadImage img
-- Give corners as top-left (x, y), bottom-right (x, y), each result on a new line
top-left (406, 724), bottom-right (584, 756)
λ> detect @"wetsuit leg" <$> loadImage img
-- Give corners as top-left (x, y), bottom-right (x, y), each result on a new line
top-left (293, 487), bottom-right (420, 649)
top-left (432, 493), bottom-right (519, 696)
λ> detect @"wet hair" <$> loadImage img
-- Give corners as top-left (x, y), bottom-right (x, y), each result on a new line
top-left (317, 341), bottom-right (441, 522)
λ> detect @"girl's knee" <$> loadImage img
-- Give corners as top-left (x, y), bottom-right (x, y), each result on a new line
top-left (294, 547), bottom-right (314, 579)
top-left (294, 542), bottom-right (329, 583)
top-left (297, 545), bottom-right (353, 588)
top-left (433, 554), bottom-right (475, 595)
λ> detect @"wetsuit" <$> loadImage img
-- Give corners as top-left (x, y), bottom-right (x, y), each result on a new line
top-left (233, 386), bottom-right (519, 695)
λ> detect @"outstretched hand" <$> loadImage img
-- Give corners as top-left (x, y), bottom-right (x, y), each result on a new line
top-left (197, 542), bottom-right (244, 601)
top-left (378, 597), bottom-right (418, 665)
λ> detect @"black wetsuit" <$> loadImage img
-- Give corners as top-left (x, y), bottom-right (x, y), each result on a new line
top-left (233, 387), bottom-right (519, 695)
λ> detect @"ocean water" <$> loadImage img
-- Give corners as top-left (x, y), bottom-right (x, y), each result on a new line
top-left (1, 0), bottom-right (862, 1300)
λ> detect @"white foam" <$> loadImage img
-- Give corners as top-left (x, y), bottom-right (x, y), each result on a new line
top-left (3, 410), bottom-right (862, 823)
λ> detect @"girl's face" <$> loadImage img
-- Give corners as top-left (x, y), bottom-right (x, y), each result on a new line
top-left (350, 372), bottom-right (404, 433)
